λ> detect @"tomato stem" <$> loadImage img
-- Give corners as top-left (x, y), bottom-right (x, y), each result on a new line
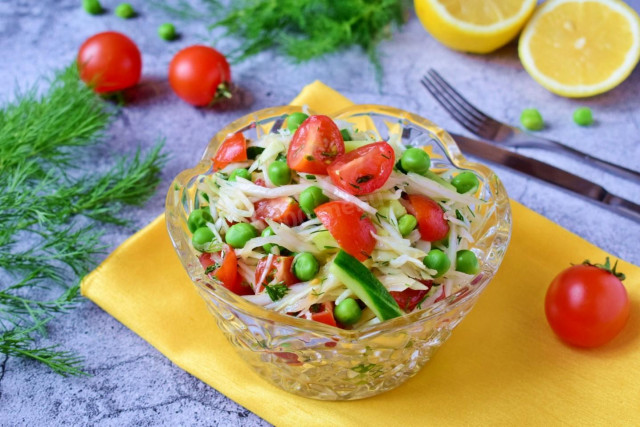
top-left (582, 257), bottom-right (626, 281)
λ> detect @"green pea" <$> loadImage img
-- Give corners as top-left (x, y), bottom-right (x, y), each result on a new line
top-left (293, 252), bottom-right (319, 281)
top-left (573, 107), bottom-right (593, 126)
top-left (340, 129), bottom-right (352, 141)
top-left (115, 3), bottom-right (135, 18)
top-left (334, 298), bottom-right (362, 325)
top-left (225, 223), bottom-right (257, 248)
top-left (398, 214), bottom-right (417, 237)
top-left (83, 0), bottom-right (103, 15)
top-left (158, 23), bottom-right (177, 41)
top-left (423, 249), bottom-right (451, 278)
top-left (286, 112), bottom-right (309, 132)
top-left (268, 161), bottom-right (291, 186)
top-left (229, 168), bottom-right (251, 182)
top-left (451, 171), bottom-right (479, 194)
top-left (261, 226), bottom-right (284, 254)
top-left (456, 250), bottom-right (480, 275)
top-left (400, 148), bottom-right (431, 175)
top-left (192, 227), bottom-right (215, 251)
top-left (299, 186), bottom-right (329, 217)
top-left (187, 208), bottom-right (213, 233)
top-left (520, 108), bottom-right (544, 131)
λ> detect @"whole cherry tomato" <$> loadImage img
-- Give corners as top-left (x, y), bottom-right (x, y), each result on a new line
top-left (77, 31), bottom-right (142, 93)
top-left (168, 45), bottom-right (231, 106)
top-left (545, 259), bottom-right (630, 348)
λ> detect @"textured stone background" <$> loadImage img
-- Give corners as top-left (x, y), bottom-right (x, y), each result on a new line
top-left (1, 0), bottom-right (639, 425)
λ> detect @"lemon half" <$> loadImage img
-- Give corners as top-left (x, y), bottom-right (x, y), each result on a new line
top-left (519, 0), bottom-right (640, 97)
top-left (415, 0), bottom-right (537, 53)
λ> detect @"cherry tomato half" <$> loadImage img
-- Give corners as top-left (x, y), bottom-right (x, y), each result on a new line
top-left (545, 262), bottom-right (630, 348)
top-left (405, 194), bottom-right (449, 242)
top-left (327, 142), bottom-right (395, 195)
top-left (287, 115), bottom-right (345, 174)
top-left (254, 197), bottom-right (306, 227)
top-left (212, 133), bottom-right (247, 171)
top-left (168, 45), bottom-right (231, 106)
top-left (77, 31), bottom-right (142, 93)
top-left (254, 256), bottom-right (297, 292)
top-left (199, 245), bottom-right (252, 295)
top-left (310, 302), bottom-right (337, 327)
top-left (314, 201), bottom-right (376, 261)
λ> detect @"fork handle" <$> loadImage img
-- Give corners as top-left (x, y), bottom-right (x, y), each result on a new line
top-left (507, 133), bottom-right (640, 182)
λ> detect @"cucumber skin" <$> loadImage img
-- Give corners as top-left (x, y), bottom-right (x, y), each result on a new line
top-left (331, 250), bottom-right (403, 321)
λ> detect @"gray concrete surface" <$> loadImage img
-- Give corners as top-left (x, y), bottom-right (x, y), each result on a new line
top-left (1, 0), bottom-right (639, 425)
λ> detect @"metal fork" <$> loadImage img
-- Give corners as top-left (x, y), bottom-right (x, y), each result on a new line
top-left (421, 69), bottom-right (640, 182)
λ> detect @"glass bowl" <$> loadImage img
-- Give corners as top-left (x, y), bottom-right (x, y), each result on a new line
top-left (165, 105), bottom-right (512, 400)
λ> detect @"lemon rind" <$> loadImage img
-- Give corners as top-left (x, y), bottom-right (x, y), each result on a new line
top-left (429, 0), bottom-right (538, 34)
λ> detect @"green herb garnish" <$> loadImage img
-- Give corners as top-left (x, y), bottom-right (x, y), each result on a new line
top-left (0, 66), bottom-right (166, 375)
top-left (265, 283), bottom-right (289, 301)
top-left (160, 0), bottom-right (409, 81)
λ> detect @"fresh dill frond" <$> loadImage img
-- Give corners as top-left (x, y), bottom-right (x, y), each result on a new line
top-left (265, 282), bottom-right (289, 302)
top-left (160, 0), bottom-right (410, 80)
top-left (0, 65), bottom-right (167, 375)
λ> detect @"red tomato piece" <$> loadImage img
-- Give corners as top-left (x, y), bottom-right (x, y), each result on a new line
top-left (406, 194), bottom-right (449, 242)
top-left (199, 245), bottom-right (252, 295)
top-left (254, 256), bottom-right (297, 293)
top-left (327, 142), bottom-right (395, 195)
top-left (314, 201), bottom-right (376, 261)
top-left (212, 133), bottom-right (247, 171)
top-left (310, 302), bottom-right (337, 327)
top-left (390, 283), bottom-right (433, 312)
top-left (545, 262), bottom-right (630, 348)
top-left (254, 197), bottom-right (306, 226)
top-left (168, 45), bottom-right (231, 106)
top-left (287, 115), bottom-right (345, 174)
top-left (77, 32), bottom-right (142, 93)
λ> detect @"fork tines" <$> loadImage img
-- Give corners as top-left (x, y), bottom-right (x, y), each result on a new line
top-left (421, 69), bottom-right (502, 140)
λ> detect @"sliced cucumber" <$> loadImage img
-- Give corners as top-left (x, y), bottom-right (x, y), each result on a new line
top-left (311, 230), bottom-right (339, 251)
top-left (330, 250), bottom-right (403, 321)
top-left (423, 170), bottom-right (456, 191)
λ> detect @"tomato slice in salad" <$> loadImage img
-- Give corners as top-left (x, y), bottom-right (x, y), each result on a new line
top-left (327, 142), bottom-right (395, 195)
top-left (254, 255), bottom-right (297, 292)
top-left (287, 115), bottom-right (345, 174)
top-left (390, 284), bottom-right (432, 313)
top-left (310, 302), bottom-right (337, 327)
top-left (405, 194), bottom-right (449, 242)
top-left (213, 132), bottom-right (247, 171)
top-left (254, 197), bottom-right (306, 226)
top-left (314, 201), bottom-right (376, 261)
top-left (199, 245), bottom-right (252, 295)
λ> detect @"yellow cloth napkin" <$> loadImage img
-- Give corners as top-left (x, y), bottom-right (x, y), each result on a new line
top-left (82, 82), bottom-right (640, 426)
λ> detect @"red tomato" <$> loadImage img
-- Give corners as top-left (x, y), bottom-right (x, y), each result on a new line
top-left (327, 142), bottom-right (395, 195)
top-left (168, 45), bottom-right (231, 106)
top-left (77, 32), bottom-right (141, 93)
top-left (199, 245), bottom-right (252, 296)
top-left (212, 133), bottom-right (247, 171)
top-left (254, 197), bottom-right (306, 226)
top-left (287, 115), bottom-right (345, 174)
top-left (310, 302), bottom-right (337, 327)
top-left (406, 194), bottom-right (449, 242)
top-left (255, 256), bottom-right (297, 292)
top-left (314, 201), bottom-right (376, 261)
top-left (545, 261), bottom-right (630, 348)
top-left (390, 284), bottom-right (432, 312)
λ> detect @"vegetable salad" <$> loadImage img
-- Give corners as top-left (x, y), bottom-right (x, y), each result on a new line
top-left (189, 111), bottom-right (484, 329)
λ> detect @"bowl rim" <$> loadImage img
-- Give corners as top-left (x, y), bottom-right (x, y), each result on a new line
top-left (165, 104), bottom-right (512, 340)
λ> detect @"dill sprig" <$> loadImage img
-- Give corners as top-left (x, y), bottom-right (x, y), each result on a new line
top-left (160, 0), bottom-right (410, 79)
top-left (0, 65), bottom-right (167, 375)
